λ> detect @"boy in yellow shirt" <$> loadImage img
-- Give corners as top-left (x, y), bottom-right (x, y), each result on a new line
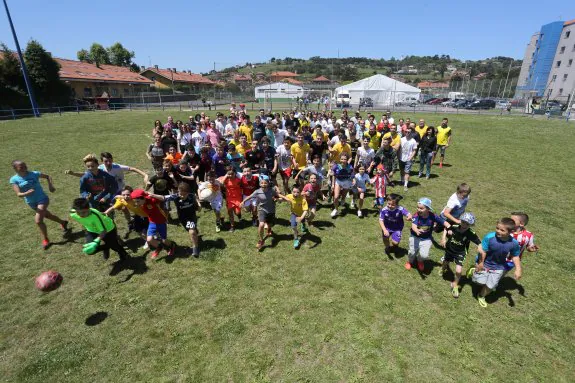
top-left (238, 115), bottom-right (254, 143)
top-left (290, 133), bottom-right (311, 173)
top-left (104, 185), bottom-right (149, 245)
top-left (434, 117), bottom-right (452, 168)
top-left (279, 185), bottom-right (308, 249)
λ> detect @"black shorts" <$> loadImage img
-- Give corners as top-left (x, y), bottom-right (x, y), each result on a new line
top-left (444, 251), bottom-right (466, 266)
top-left (258, 211), bottom-right (276, 226)
top-left (179, 215), bottom-right (198, 231)
top-left (131, 215), bottom-right (149, 233)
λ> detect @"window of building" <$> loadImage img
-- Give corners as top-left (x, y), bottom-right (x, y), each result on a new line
top-left (559, 88), bottom-right (563, 95)
top-left (560, 46), bottom-right (565, 54)
top-left (552, 74), bottom-right (557, 82)
top-left (563, 74), bottom-right (568, 81)
top-left (566, 31), bottom-right (571, 39)
top-left (111, 88), bottom-right (118, 96)
top-left (569, 59), bottom-right (573, 67)
top-left (83, 87), bottom-right (93, 97)
top-left (556, 61), bottom-right (561, 67)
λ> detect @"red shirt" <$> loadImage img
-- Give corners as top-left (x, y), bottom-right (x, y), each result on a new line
top-left (240, 175), bottom-right (259, 196)
top-left (141, 197), bottom-right (168, 224)
top-left (302, 182), bottom-right (321, 205)
top-left (224, 176), bottom-right (242, 200)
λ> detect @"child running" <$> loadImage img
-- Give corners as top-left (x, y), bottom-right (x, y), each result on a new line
top-left (471, 218), bottom-right (521, 308)
top-left (438, 212), bottom-right (481, 298)
top-left (379, 194), bottom-right (412, 256)
top-left (302, 173), bottom-right (326, 228)
top-left (105, 186), bottom-right (149, 247)
top-left (330, 153), bottom-right (354, 218)
top-left (10, 160), bottom-right (69, 250)
top-left (407, 197), bottom-right (451, 271)
top-left (240, 167), bottom-right (260, 226)
top-left (222, 166), bottom-right (243, 232)
top-left (242, 175), bottom-right (280, 250)
top-left (278, 185), bottom-right (309, 248)
top-left (371, 164), bottom-right (390, 211)
top-left (198, 171), bottom-right (224, 232)
top-left (149, 183), bottom-right (202, 257)
top-left (351, 164), bottom-right (370, 217)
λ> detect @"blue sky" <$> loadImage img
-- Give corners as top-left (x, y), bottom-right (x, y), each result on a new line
top-left (1, 0), bottom-right (573, 73)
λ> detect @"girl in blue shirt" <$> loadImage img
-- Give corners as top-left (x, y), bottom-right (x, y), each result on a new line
top-left (9, 160), bottom-right (69, 250)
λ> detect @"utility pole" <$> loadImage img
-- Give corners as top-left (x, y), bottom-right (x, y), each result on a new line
top-left (502, 60), bottom-right (512, 99)
top-left (3, 0), bottom-right (40, 117)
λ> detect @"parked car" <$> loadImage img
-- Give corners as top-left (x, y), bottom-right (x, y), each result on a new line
top-left (496, 100), bottom-right (511, 109)
top-left (454, 99), bottom-right (473, 108)
top-left (428, 98), bottom-right (448, 105)
top-left (424, 98), bottom-right (438, 104)
top-left (359, 97), bottom-right (373, 107)
top-left (466, 99), bottom-right (496, 110)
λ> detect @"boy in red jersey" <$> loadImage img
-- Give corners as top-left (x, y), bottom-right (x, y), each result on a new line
top-left (222, 166), bottom-right (243, 232)
top-left (130, 189), bottom-right (176, 260)
top-left (240, 167), bottom-right (260, 226)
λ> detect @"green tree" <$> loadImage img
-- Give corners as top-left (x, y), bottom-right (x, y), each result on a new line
top-left (107, 42), bottom-right (135, 67)
top-left (24, 39), bottom-right (70, 105)
top-left (77, 49), bottom-right (91, 63)
top-left (340, 65), bottom-right (359, 81)
top-left (0, 43), bottom-right (24, 89)
top-left (438, 62), bottom-right (447, 79)
top-left (89, 43), bottom-right (110, 67)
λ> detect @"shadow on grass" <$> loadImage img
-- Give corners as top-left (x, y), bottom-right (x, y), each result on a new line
top-left (302, 231), bottom-right (321, 249)
top-left (109, 255), bottom-right (149, 282)
top-left (417, 259), bottom-right (442, 279)
top-left (386, 246), bottom-right (407, 260)
top-left (312, 220), bottom-right (335, 230)
top-left (488, 277), bottom-right (526, 307)
top-left (267, 233), bottom-right (293, 249)
top-left (48, 230), bottom-right (86, 248)
top-left (121, 237), bottom-right (146, 253)
top-left (85, 311), bottom-right (108, 326)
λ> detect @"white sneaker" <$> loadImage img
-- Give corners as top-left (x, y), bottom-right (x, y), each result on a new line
top-left (404, 185), bottom-right (408, 191)
top-left (357, 210), bottom-right (363, 217)
top-left (142, 242), bottom-right (149, 250)
top-left (330, 209), bottom-right (338, 218)
top-left (350, 202), bottom-right (356, 209)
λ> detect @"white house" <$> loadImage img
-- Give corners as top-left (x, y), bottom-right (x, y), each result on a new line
top-left (255, 82), bottom-right (305, 101)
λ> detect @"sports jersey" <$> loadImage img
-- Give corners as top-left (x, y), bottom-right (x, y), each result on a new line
top-left (262, 146), bottom-right (276, 171)
top-left (481, 232), bottom-right (520, 270)
top-left (364, 131), bottom-right (382, 150)
top-left (224, 176), bottom-right (242, 200)
top-left (436, 126), bottom-right (452, 146)
top-left (441, 193), bottom-right (469, 220)
top-left (251, 187), bottom-right (278, 214)
top-left (140, 197), bottom-right (168, 224)
top-left (302, 183), bottom-right (321, 205)
top-left (10, 171), bottom-right (47, 205)
top-left (70, 208), bottom-right (116, 233)
top-left (353, 173), bottom-right (370, 190)
top-left (285, 194), bottom-right (308, 216)
top-left (331, 142), bottom-right (352, 163)
top-left (236, 143), bottom-right (250, 157)
top-left (415, 125), bottom-right (428, 138)
top-left (332, 163), bottom-right (354, 181)
top-left (276, 145), bottom-right (292, 170)
top-left (445, 225), bottom-right (481, 256)
top-left (112, 198), bottom-right (147, 217)
top-left (98, 163), bottom-right (130, 190)
top-left (165, 193), bottom-right (199, 221)
top-left (379, 206), bottom-right (410, 231)
top-left (312, 130), bottom-right (329, 142)
top-left (245, 149), bottom-right (264, 169)
top-left (290, 143), bottom-right (311, 169)
top-left (212, 153), bottom-right (229, 177)
top-left (371, 174), bottom-right (387, 198)
top-left (356, 147), bottom-right (375, 168)
top-left (511, 230), bottom-right (534, 258)
top-left (147, 173), bottom-right (176, 196)
top-left (238, 123), bottom-right (254, 142)
top-left (411, 212), bottom-right (445, 239)
top-left (240, 175), bottom-right (259, 196)
top-left (80, 170), bottom-right (118, 205)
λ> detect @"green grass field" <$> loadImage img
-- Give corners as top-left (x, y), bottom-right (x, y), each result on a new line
top-left (1, 111), bottom-right (574, 382)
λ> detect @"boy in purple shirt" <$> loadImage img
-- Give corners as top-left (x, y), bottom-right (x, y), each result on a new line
top-left (379, 194), bottom-right (412, 256)
top-left (406, 197), bottom-right (451, 271)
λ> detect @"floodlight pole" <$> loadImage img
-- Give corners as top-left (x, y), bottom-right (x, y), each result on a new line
top-left (3, 0), bottom-right (40, 117)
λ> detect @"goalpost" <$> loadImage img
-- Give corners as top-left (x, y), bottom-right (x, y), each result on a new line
top-left (263, 88), bottom-right (334, 113)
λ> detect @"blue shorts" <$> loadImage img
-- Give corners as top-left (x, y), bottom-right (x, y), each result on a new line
top-left (375, 197), bottom-right (385, 206)
top-left (147, 222), bottom-right (167, 240)
top-left (28, 197), bottom-right (49, 210)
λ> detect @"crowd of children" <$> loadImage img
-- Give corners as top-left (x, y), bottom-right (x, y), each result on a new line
top-left (9, 108), bottom-right (540, 307)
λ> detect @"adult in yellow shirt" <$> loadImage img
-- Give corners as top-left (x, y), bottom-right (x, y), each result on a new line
top-left (236, 135), bottom-right (250, 156)
top-left (330, 136), bottom-right (352, 164)
top-left (290, 134), bottom-right (311, 171)
top-left (311, 125), bottom-right (329, 142)
top-left (433, 117), bottom-right (452, 168)
top-left (278, 186), bottom-right (308, 248)
top-left (363, 125), bottom-right (382, 150)
top-left (382, 124), bottom-right (401, 151)
top-left (238, 116), bottom-right (254, 142)
top-left (415, 119), bottom-right (428, 139)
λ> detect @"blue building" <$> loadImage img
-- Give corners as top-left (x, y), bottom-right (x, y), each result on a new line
top-left (516, 21), bottom-right (565, 97)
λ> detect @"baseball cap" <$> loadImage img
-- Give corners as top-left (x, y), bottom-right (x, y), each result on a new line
top-left (460, 212), bottom-right (476, 225)
top-left (418, 197), bottom-right (433, 211)
top-left (130, 189), bottom-right (147, 199)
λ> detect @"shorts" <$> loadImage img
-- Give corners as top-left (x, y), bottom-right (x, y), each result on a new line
top-left (408, 236), bottom-right (432, 260)
top-left (27, 197), bottom-right (49, 210)
top-left (280, 168), bottom-right (292, 178)
top-left (147, 222), bottom-right (167, 240)
top-left (243, 195), bottom-right (257, 209)
top-left (335, 178), bottom-right (353, 190)
top-left (290, 213), bottom-right (299, 227)
top-left (131, 215), bottom-right (149, 233)
top-left (375, 197), bottom-right (385, 206)
top-left (226, 197), bottom-right (242, 214)
top-left (436, 145), bottom-right (447, 155)
top-left (209, 194), bottom-right (223, 212)
top-left (399, 160), bottom-right (413, 173)
top-left (258, 211), bottom-right (276, 225)
top-left (307, 201), bottom-right (317, 211)
top-left (444, 251), bottom-right (466, 266)
top-left (383, 229), bottom-right (403, 244)
top-left (472, 269), bottom-right (505, 290)
top-left (179, 216), bottom-right (198, 231)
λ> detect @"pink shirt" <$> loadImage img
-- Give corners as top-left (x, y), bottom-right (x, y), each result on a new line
top-left (205, 128), bottom-right (221, 147)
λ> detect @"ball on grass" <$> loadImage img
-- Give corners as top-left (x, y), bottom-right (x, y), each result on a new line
top-left (35, 270), bottom-right (63, 292)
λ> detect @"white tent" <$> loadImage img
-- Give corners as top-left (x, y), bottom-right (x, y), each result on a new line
top-left (334, 74), bottom-right (421, 107)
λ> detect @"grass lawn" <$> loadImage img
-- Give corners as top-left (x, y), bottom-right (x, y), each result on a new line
top-left (0, 111), bottom-right (574, 382)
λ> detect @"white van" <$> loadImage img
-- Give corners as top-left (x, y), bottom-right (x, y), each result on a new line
top-left (335, 91), bottom-right (351, 107)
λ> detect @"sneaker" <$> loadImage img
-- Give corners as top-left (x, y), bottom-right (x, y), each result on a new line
top-left (330, 209), bottom-right (338, 218)
top-left (142, 242), bottom-right (149, 250)
top-left (256, 240), bottom-right (264, 249)
top-left (404, 185), bottom-right (408, 191)
top-left (215, 224), bottom-right (221, 233)
top-left (252, 218), bottom-right (258, 227)
top-left (357, 209), bottom-right (363, 217)
top-left (426, 176), bottom-right (430, 180)
top-left (300, 223), bottom-right (307, 234)
top-left (466, 267), bottom-right (476, 279)
top-left (150, 249), bottom-right (160, 260)
top-left (293, 238), bottom-right (300, 248)
top-left (418, 173), bottom-right (423, 178)
top-left (42, 239), bottom-right (50, 250)
top-left (167, 242), bottom-right (177, 257)
top-left (477, 296), bottom-right (487, 308)
top-left (350, 202), bottom-right (356, 209)
top-left (451, 286), bottom-right (460, 298)
top-left (229, 226), bottom-right (235, 233)
top-left (417, 261), bottom-right (424, 272)
top-left (191, 247), bottom-right (200, 258)
top-left (404, 262), bottom-right (413, 270)
top-left (384, 247), bottom-right (391, 256)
